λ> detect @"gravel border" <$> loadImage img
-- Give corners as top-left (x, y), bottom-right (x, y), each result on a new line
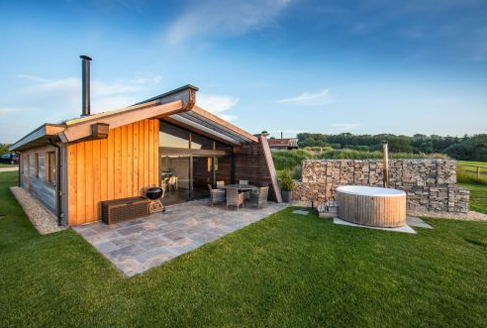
top-left (9, 187), bottom-right (66, 234)
top-left (407, 209), bottom-right (487, 222)
top-left (291, 200), bottom-right (487, 222)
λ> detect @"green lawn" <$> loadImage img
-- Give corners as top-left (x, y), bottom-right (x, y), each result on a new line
top-left (457, 161), bottom-right (487, 184)
top-left (1, 171), bottom-right (487, 327)
top-left (459, 182), bottom-right (487, 214)
top-left (0, 163), bottom-right (17, 168)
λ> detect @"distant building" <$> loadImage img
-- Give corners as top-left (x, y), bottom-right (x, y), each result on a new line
top-left (268, 138), bottom-right (299, 150)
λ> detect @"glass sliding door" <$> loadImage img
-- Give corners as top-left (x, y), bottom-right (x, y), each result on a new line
top-left (159, 119), bottom-right (234, 205)
top-left (192, 156), bottom-right (212, 199)
top-left (160, 155), bottom-right (191, 205)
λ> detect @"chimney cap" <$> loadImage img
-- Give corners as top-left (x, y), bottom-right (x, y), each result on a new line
top-left (80, 55), bottom-right (92, 61)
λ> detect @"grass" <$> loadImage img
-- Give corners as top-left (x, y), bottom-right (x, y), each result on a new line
top-left (459, 182), bottom-right (487, 214)
top-left (457, 161), bottom-right (487, 185)
top-left (1, 170), bottom-right (487, 327)
top-left (0, 163), bottom-right (17, 168)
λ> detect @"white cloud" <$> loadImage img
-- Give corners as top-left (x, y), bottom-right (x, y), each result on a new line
top-left (0, 107), bottom-right (21, 115)
top-left (165, 0), bottom-right (293, 44)
top-left (277, 89), bottom-right (335, 106)
top-left (16, 74), bottom-right (50, 82)
top-left (197, 94), bottom-right (239, 112)
top-left (329, 123), bottom-right (361, 130)
top-left (17, 74), bottom-right (163, 116)
top-left (196, 94), bottom-right (239, 121)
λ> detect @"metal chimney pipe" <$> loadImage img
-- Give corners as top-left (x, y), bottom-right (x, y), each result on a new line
top-left (281, 132), bottom-right (283, 140)
top-left (382, 141), bottom-right (390, 188)
top-left (80, 55), bottom-right (92, 117)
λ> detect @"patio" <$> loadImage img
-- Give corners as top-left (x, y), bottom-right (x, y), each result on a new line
top-left (74, 199), bottom-right (287, 276)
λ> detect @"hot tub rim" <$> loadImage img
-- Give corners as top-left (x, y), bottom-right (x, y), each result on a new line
top-left (336, 185), bottom-right (406, 198)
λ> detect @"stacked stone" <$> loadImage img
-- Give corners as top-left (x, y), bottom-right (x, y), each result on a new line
top-left (294, 159), bottom-right (469, 213)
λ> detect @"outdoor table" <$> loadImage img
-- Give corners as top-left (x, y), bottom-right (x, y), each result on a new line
top-left (223, 184), bottom-right (257, 191)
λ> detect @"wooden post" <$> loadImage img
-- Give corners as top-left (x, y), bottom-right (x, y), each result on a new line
top-left (383, 141), bottom-right (389, 188)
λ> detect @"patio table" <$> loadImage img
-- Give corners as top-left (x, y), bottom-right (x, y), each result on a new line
top-left (223, 184), bottom-right (257, 192)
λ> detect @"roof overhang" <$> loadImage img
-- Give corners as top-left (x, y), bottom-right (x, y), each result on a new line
top-left (9, 124), bottom-right (65, 151)
top-left (165, 106), bottom-right (258, 145)
top-left (10, 84), bottom-right (259, 150)
top-left (58, 85), bottom-right (198, 143)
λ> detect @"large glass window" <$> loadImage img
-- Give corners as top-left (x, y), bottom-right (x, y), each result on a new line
top-left (191, 134), bottom-right (213, 150)
top-left (216, 141), bottom-right (233, 152)
top-left (159, 121), bottom-right (189, 148)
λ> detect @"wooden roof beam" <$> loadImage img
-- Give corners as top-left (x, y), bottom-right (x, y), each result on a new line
top-left (59, 85), bottom-right (198, 143)
top-left (191, 106), bottom-right (258, 143)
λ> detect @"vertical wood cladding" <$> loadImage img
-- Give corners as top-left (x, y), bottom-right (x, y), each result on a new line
top-left (67, 119), bottom-right (159, 225)
top-left (20, 145), bottom-right (57, 213)
top-left (235, 141), bottom-right (279, 201)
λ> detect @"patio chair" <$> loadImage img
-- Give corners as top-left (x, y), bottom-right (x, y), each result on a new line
top-left (208, 184), bottom-right (226, 206)
top-left (249, 186), bottom-right (269, 209)
top-left (238, 180), bottom-right (251, 199)
top-left (216, 180), bottom-right (225, 189)
top-left (226, 187), bottom-right (244, 210)
top-left (168, 176), bottom-right (178, 190)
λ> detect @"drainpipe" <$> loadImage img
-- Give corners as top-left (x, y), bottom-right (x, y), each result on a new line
top-left (14, 151), bottom-right (21, 187)
top-left (48, 138), bottom-right (63, 226)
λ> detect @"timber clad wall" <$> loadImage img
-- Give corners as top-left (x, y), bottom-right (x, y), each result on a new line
top-left (21, 145), bottom-right (57, 213)
top-left (235, 141), bottom-right (277, 201)
top-left (67, 119), bottom-right (159, 225)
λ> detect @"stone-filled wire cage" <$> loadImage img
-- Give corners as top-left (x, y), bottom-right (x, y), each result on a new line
top-left (294, 159), bottom-right (469, 213)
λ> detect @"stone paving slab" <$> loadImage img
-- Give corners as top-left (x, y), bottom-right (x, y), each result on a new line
top-left (406, 216), bottom-right (434, 229)
top-left (74, 199), bottom-right (287, 277)
top-left (292, 210), bottom-right (309, 215)
top-left (333, 217), bottom-right (417, 234)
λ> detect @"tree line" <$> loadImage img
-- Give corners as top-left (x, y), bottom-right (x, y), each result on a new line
top-left (297, 133), bottom-right (487, 161)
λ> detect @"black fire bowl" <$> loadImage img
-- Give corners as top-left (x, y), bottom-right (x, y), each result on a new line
top-left (146, 187), bottom-right (163, 200)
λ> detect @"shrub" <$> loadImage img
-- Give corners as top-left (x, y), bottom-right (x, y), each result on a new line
top-left (279, 170), bottom-right (295, 191)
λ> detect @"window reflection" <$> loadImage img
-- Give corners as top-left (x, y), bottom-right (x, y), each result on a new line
top-left (159, 122), bottom-right (189, 148)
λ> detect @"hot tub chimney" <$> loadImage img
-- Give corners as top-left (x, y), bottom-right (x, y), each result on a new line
top-left (80, 55), bottom-right (92, 117)
top-left (383, 141), bottom-right (390, 188)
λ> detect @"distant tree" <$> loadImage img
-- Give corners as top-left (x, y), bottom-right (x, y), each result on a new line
top-left (445, 134), bottom-right (487, 161)
top-left (296, 132), bottom-right (485, 160)
top-left (0, 143), bottom-right (11, 154)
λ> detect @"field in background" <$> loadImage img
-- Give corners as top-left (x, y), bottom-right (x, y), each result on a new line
top-left (457, 161), bottom-right (487, 185)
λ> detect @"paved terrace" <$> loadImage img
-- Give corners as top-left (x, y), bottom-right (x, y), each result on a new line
top-left (74, 200), bottom-right (287, 276)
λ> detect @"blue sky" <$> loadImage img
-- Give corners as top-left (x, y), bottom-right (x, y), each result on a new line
top-left (1, 0), bottom-right (486, 143)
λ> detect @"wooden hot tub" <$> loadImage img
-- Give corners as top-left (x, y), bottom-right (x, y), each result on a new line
top-left (336, 186), bottom-right (406, 228)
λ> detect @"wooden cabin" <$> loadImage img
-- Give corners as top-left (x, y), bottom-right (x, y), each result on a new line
top-left (9, 85), bottom-right (281, 226)
top-left (268, 138), bottom-right (299, 150)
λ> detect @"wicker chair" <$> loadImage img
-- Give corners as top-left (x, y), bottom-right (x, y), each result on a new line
top-left (216, 180), bottom-right (225, 189)
top-left (208, 184), bottom-right (226, 206)
top-left (238, 180), bottom-right (251, 199)
top-left (226, 187), bottom-right (244, 210)
top-left (249, 186), bottom-right (269, 209)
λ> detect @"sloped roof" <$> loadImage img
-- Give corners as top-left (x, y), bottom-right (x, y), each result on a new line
top-left (10, 85), bottom-right (257, 151)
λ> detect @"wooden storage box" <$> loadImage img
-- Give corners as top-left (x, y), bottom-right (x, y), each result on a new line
top-left (101, 197), bottom-right (150, 224)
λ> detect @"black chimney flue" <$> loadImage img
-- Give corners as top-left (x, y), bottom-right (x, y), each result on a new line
top-left (80, 55), bottom-right (92, 117)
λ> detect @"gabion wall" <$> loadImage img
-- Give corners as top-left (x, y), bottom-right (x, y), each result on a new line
top-left (294, 159), bottom-right (469, 213)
